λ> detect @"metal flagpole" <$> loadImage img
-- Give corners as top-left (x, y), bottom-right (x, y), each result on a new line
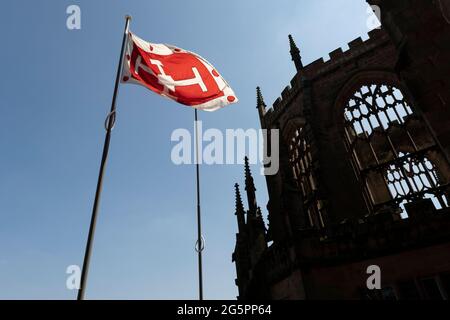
top-left (77, 15), bottom-right (132, 301)
top-left (194, 109), bottom-right (204, 300)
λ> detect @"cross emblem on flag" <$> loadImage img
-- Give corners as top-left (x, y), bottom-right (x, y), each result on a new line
top-left (121, 32), bottom-right (238, 111)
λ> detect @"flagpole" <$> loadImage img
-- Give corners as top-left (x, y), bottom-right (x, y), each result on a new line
top-left (194, 109), bottom-right (204, 300)
top-left (77, 15), bottom-right (132, 301)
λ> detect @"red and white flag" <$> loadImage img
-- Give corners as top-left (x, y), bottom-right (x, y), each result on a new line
top-left (121, 32), bottom-right (238, 111)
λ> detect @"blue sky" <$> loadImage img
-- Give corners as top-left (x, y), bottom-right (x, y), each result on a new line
top-left (0, 0), bottom-right (374, 299)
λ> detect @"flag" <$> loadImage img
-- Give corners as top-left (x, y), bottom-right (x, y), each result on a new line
top-left (121, 32), bottom-right (238, 111)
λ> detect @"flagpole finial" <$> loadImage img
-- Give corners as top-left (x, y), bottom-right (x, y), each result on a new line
top-left (124, 15), bottom-right (132, 34)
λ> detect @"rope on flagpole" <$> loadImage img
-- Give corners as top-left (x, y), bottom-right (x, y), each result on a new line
top-left (195, 235), bottom-right (205, 253)
top-left (104, 110), bottom-right (117, 131)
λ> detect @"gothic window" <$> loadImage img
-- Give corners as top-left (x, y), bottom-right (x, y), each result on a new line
top-left (289, 127), bottom-right (325, 228)
top-left (386, 153), bottom-right (448, 214)
top-left (343, 83), bottom-right (449, 217)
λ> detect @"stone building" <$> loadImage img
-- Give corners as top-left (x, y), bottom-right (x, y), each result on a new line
top-left (232, 0), bottom-right (450, 299)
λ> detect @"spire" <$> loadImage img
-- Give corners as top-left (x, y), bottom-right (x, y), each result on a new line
top-left (289, 34), bottom-right (303, 71)
top-left (256, 87), bottom-right (266, 128)
top-left (234, 183), bottom-right (246, 232)
top-left (255, 207), bottom-right (266, 231)
top-left (244, 156), bottom-right (257, 215)
top-left (244, 157), bottom-right (255, 191)
top-left (256, 87), bottom-right (266, 109)
top-left (256, 206), bottom-right (263, 218)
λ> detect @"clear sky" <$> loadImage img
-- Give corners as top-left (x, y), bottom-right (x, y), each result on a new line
top-left (0, 0), bottom-right (375, 299)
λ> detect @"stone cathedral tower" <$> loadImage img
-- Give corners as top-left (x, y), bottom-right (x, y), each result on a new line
top-left (233, 0), bottom-right (450, 300)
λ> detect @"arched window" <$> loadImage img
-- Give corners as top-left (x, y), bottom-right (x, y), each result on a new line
top-left (343, 83), bottom-right (449, 217)
top-left (288, 127), bottom-right (325, 228)
top-left (344, 84), bottom-right (412, 136)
